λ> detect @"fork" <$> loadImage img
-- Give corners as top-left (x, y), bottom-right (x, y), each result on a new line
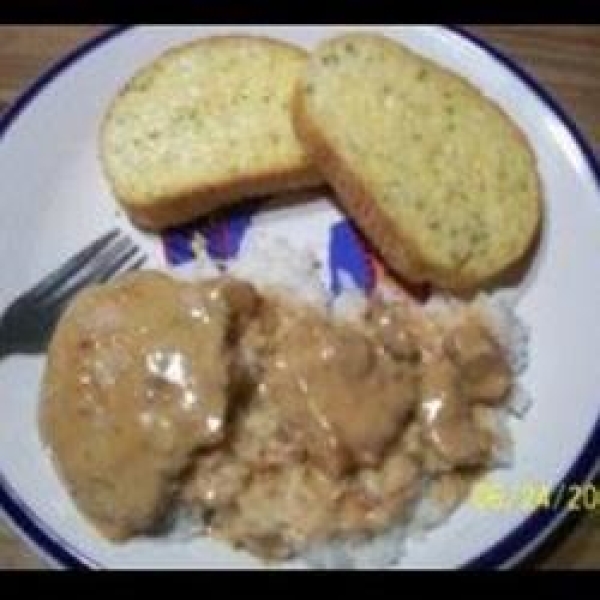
top-left (0, 229), bottom-right (146, 357)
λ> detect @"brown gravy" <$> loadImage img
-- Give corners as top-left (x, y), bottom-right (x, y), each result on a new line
top-left (40, 270), bottom-right (513, 558)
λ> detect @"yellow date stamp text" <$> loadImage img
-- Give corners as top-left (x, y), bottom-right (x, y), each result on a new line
top-left (469, 480), bottom-right (600, 515)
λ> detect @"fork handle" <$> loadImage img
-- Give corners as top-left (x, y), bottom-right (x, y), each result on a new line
top-left (0, 336), bottom-right (13, 360)
top-left (0, 337), bottom-right (12, 360)
top-left (0, 316), bottom-right (15, 359)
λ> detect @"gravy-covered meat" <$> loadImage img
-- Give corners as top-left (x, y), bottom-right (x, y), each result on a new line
top-left (257, 304), bottom-right (418, 477)
top-left (446, 319), bottom-right (512, 403)
top-left (40, 271), bottom-right (233, 539)
top-left (370, 304), bottom-right (512, 470)
top-left (39, 268), bottom-right (520, 561)
top-left (419, 358), bottom-right (488, 467)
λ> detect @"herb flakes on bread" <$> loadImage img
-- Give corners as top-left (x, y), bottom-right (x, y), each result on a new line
top-left (101, 36), bottom-right (322, 230)
top-left (293, 33), bottom-right (542, 291)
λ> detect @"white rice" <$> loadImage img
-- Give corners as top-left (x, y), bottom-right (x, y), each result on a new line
top-left (183, 235), bottom-right (532, 569)
top-left (192, 233), bottom-right (330, 312)
top-left (305, 520), bottom-right (411, 569)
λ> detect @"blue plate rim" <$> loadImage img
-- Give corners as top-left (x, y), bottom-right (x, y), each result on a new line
top-left (0, 24), bottom-right (598, 570)
top-left (448, 24), bottom-right (600, 568)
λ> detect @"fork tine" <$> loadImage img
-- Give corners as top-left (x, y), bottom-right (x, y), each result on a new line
top-left (42, 249), bottom-right (147, 327)
top-left (122, 255), bottom-right (147, 274)
top-left (29, 229), bottom-right (120, 299)
top-left (44, 239), bottom-right (140, 305)
top-left (94, 245), bottom-right (142, 284)
top-left (40, 238), bottom-right (137, 307)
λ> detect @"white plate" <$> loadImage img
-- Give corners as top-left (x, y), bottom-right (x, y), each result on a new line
top-left (0, 26), bottom-right (598, 570)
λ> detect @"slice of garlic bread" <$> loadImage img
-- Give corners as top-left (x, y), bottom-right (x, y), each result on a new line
top-left (101, 36), bottom-right (321, 230)
top-left (293, 33), bottom-right (542, 291)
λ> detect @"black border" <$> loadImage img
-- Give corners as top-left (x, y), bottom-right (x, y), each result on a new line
top-left (1, 3), bottom-right (600, 24)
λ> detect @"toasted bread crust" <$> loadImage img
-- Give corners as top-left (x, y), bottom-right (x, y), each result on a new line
top-left (100, 35), bottom-right (322, 230)
top-left (293, 92), bottom-right (433, 285)
top-left (119, 163), bottom-right (322, 231)
top-left (293, 33), bottom-right (542, 291)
